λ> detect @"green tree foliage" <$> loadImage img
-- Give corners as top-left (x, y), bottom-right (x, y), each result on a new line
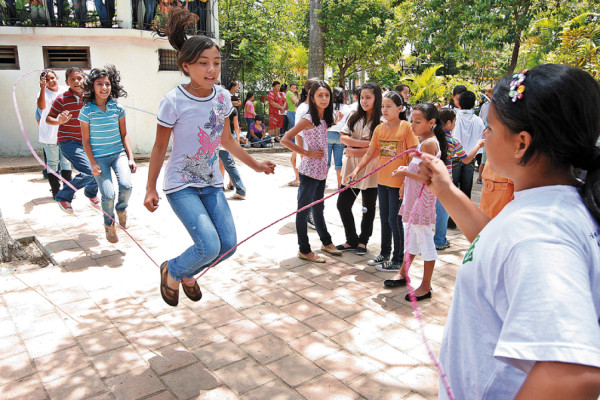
top-left (319, 0), bottom-right (404, 87)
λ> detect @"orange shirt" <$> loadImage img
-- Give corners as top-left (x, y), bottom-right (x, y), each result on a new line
top-left (369, 121), bottom-right (419, 188)
top-left (480, 162), bottom-right (514, 218)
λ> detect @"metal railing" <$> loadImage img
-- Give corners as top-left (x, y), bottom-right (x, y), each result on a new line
top-left (0, 0), bottom-right (216, 37)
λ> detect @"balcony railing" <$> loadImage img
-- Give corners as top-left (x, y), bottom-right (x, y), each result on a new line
top-left (0, 0), bottom-right (215, 37)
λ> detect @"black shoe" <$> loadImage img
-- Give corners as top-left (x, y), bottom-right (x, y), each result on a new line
top-left (336, 243), bottom-right (357, 251)
top-left (355, 245), bottom-right (367, 256)
top-left (384, 278), bottom-right (406, 288)
top-left (435, 242), bottom-right (451, 251)
top-left (405, 291), bottom-right (432, 301)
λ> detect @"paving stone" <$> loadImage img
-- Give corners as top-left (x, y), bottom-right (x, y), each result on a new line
top-left (217, 319), bottom-right (267, 345)
top-left (349, 371), bottom-right (412, 400)
top-left (199, 305), bottom-right (245, 327)
top-left (281, 299), bottom-right (326, 321)
top-left (297, 374), bottom-right (361, 400)
top-left (241, 334), bottom-right (293, 364)
top-left (214, 358), bottom-right (274, 395)
top-left (90, 345), bottom-right (147, 378)
top-left (241, 379), bottom-right (304, 400)
top-left (34, 345), bottom-right (90, 383)
top-left (260, 287), bottom-right (302, 306)
top-left (161, 363), bottom-right (220, 399)
top-left (104, 366), bottom-right (165, 400)
top-left (156, 307), bottom-right (203, 331)
top-left (288, 332), bottom-right (340, 361)
top-left (24, 331), bottom-right (77, 359)
top-left (141, 342), bottom-right (199, 376)
top-left (304, 313), bottom-right (354, 337)
top-left (126, 325), bottom-right (179, 352)
top-left (0, 375), bottom-right (47, 400)
top-left (193, 339), bottom-right (247, 370)
top-left (0, 351), bottom-right (35, 386)
top-left (315, 350), bottom-right (378, 383)
top-left (77, 328), bottom-right (129, 357)
top-left (264, 316), bottom-right (314, 342)
top-left (44, 366), bottom-right (107, 400)
top-left (174, 323), bottom-right (226, 351)
top-left (241, 303), bottom-right (287, 325)
top-left (297, 285), bottom-right (339, 304)
top-left (266, 354), bottom-right (324, 387)
top-left (196, 386), bottom-right (239, 400)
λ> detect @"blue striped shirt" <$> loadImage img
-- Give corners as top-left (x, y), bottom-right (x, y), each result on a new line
top-left (79, 99), bottom-right (125, 158)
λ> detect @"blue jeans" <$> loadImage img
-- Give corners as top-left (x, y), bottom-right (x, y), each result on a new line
top-left (219, 150), bottom-right (246, 196)
top-left (94, 0), bottom-right (110, 26)
top-left (434, 199), bottom-right (449, 248)
top-left (94, 152), bottom-right (132, 226)
top-left (297, 174), bottom-right (333, 254)
top-left (245, 117), bottom-right (254, 130)
top-left (166, 186), bottom-right (237, 281)
top-left (41, 143), bottom-right (72, 173)
top-left (327, 131), bottom-right (344, 170)
top-left (378, 184), bottom-right (403, 264)
top-left (143, 0), bottom-right (156, 28)
top-left (452, 161), bottom-right (475, 198)
top-left (287, 111), bottom-right (296, 130)
top-left (55, 140), bottom-right (98, 203)
top-left (72, 0), bottom-right (87, 22)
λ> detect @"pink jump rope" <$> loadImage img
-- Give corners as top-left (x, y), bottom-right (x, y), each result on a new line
top-left (14, 70), bottom-right (454, 399)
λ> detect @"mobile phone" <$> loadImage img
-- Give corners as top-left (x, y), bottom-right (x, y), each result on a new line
top-left (40, 71), bottom-right (47, 79)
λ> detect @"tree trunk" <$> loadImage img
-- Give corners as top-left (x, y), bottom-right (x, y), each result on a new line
top-left (507, 35), bottom-right (520, 75)
top-left (0, 208), bottom-right (26, 263)
top-left (308, 0), bottom-right (324, 79)
top-left (337, 64), bottom-right (347, 88)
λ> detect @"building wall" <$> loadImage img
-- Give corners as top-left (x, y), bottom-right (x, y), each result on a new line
top-left (1, 27), bottom-right (221, 156)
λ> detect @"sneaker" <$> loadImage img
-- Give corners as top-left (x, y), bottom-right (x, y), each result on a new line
top-left (105, 223), bottom-right (118, 243)
top-left (89, 196), bottom-right (100, 208)
top-left (117, 210), bottom-right (128, 229)
top-left (435, 241), bottom-right (451, 251)
top-left (58, 201), bottom-right (74, 214)
top-left (376, 261), bottom-right (401, 272)
top-left (232, 193), bottom-right (246, 200)
top-left (307, 213), bottom-right (316, 230)
top-left (355, 246), bottom-right (368, 256)
top-left (367, 254), bottom-right (390, 266)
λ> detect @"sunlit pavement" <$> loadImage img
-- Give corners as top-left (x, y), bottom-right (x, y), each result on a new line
top-left (0, 151), bottom-right (481, 400)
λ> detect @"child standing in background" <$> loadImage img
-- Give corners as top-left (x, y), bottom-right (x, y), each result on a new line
top-left (282, 80), bottom-right (342, 263)
top-left (80, 65), bottom-right (136, 243)
top-left (348, 91), bottom-right (419, 271)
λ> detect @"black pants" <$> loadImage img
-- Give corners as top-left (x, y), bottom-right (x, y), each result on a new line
top-left (336, 186), bottom-right (378, 247)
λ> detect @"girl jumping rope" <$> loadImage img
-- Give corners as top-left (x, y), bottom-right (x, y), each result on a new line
top-left (384, 103), bottom-right (448, 302)
top-left (281, 80), bottom-right (342, 263)
top-left (348, 91), bottom-right (419, 271)
top-left (80, 65), bottom-right (136, 244)
top-left (336, 82), bottom-right (382, 256)
top-left (420, 64), bottom-right (600, 399)
top-left (144, 9), bottom-right (275, 307)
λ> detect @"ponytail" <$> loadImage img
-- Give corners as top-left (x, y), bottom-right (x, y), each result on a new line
top-left (414, 103), bottom-right (448, 165)
top-left (577, 146), bottom-right (600, 224)
top-left (153, 8), bottom-right (217, 77)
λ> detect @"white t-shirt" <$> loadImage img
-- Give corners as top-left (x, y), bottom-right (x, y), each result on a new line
top-left (452, 109), bottom-right (485, 154)
top-left (439, 185), bottom-right (600, 400)
top-left (330, 104), bottom-right (351, 132)
top-left (295, 102), bottom-right (309, 150)
top-left (157, 85), bottom-right (233, 194)
top-left (37, 85), bottom-right (67, 144)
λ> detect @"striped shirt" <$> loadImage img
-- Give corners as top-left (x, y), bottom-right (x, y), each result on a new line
top-left (445, 131), bottom-right (467, 179)
top-left (79, 99), bottom-right (126, 158)
top-left (50, 89), bottom-right (84, 143)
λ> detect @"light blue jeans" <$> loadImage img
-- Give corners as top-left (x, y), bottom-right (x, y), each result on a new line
top-left (434, 199), bottom-right (449, 248)
top-left (72, 0), bottom-right (87, 22)
top-left (287, 111), bottom-right (296, 130)
top-left (327, 131), bottom-right (344, 170)
top-left (166, 186), bottom-right (237, 281)
top-left (94, 151), bottom-right (132, 226)
top-left (55, 140), bottom-right (98, 203)
top-left (42, 143), bottom-right (72, 173)
top-left (219, 149), bottom-right (246, 196)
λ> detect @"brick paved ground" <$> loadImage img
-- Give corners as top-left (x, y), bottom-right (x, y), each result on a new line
top-left (0, 151), bottom-right (481, 400)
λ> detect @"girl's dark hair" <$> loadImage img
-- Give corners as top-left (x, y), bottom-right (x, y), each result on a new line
top-left (299, 77), bottom-right (318, 104)
top-left (228, 81), bottom-right (238, 91)
top-left (492, 63), bottom-right (600, 224)
top-left (255, 114), bottom-right (264, 122)
top-left (153, 8), bottom-right (218, 77)
top-left (82, 64), bottom-right (127, 104)
top-left (333, 86), bottom-right (345, 111)
top-left (244, 91), bottom-right (254, 105)
top-left (414, 103), bottom-right (448, 165)
top-left (280, 83), bottom-right (287, 93)
top-left (383, 91), bottom-right (406, 121)
top-left (347, 82), bottom-right (382, 139)
top-left (395, 84), bottom-right (410, 94)
top-left (308, 80), bottom-right (334, 128)
top-left (438, 108), bottom-right (456, 126)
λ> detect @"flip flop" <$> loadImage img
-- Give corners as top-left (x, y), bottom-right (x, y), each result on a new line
top-left (298, 252), bottom-right (326, 263)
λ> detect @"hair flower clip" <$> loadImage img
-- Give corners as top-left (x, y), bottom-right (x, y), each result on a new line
top-left (509, 69), bottom-right (528, 102)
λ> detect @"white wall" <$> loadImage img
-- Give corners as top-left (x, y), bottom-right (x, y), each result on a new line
top-left (0, 27), bottom-right (221, 156)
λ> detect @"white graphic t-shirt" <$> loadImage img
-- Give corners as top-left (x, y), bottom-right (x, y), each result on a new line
top-left (439, 185), bottom-right (600, 400)
top-left (157, 85), bottom-right (233, 194)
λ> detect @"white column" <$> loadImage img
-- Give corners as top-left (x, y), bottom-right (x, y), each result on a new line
top-left (117, 0), bottom-right (133, 29)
